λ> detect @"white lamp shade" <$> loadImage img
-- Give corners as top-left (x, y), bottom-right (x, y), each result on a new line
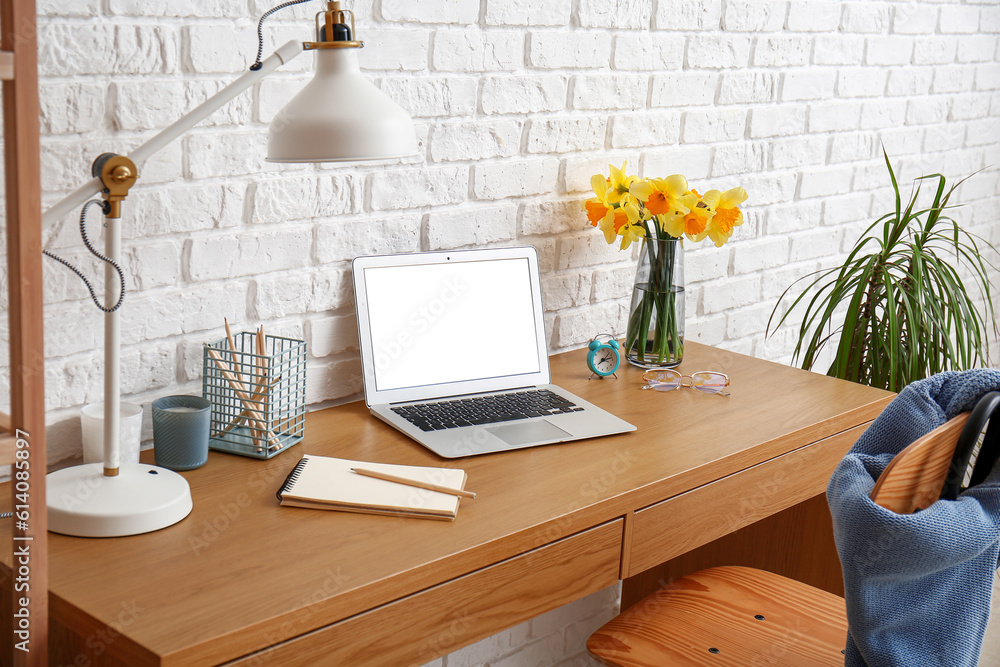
top-left (267, 48), bottom-right (418, 162)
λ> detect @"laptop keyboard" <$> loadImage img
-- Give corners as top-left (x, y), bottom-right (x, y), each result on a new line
top-left (391, 389), bottom-right (584, 432)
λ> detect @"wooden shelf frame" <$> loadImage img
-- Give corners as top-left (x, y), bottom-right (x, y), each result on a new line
top-left (2, 0), bottom-right (47, 664)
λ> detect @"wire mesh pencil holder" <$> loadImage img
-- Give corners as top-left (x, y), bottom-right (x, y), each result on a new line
top-left (202, 333), bottom-right (306, 459)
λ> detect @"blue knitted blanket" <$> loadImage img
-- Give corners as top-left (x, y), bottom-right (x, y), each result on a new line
top-left (827, 370), bottom-right (1000, 667)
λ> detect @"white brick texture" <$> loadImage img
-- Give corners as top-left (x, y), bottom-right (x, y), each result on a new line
top-left (21, 1), bottom-right (1000, 665)
top-left (433, 30), bottom-right (522, 72)
top-left (529, 32), bottom-right (612, 70)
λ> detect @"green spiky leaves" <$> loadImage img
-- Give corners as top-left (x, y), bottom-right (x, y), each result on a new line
top-left (768, 151), bottom-right (998, 392)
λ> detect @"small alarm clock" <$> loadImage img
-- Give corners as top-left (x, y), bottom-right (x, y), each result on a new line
top-left (587, 334), bottom-right (621, 379)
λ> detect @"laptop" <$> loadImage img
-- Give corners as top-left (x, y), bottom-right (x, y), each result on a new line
top-left (352, 246), bottom-right (636, 458)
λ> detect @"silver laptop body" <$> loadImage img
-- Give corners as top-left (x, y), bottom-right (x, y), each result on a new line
top-left (352, 246), bottom-right (636, 458)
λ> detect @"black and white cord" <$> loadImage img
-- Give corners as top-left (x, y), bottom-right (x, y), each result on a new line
top-left (42, 199), bottom-right (126, 313)
top-left (249, 0), bottom-right (315, 71)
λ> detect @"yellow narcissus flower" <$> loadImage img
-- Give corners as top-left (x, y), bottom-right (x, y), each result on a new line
top-left (706, 187), bottom-right (748, 247)
top-left (630, 175), bottom-right (688, 216)
top-left (581, 166), bottom-right (749, 251)
top-left (660, 192), bottom-right (700, 239)
top-left (630, 175), bottom-right (690, 236)
top-left (583, 173), bottom-right (611, 227)
top-left (679, 189), bottom-right (717, 243)
top-left (618, 221), bottom-right (645, 250)
top-left (598, 201), bottom-right (640, 245)
top-left (605, 161), bottom-right (637, 206)
top-left (584, 199), bottom-right (609, 226)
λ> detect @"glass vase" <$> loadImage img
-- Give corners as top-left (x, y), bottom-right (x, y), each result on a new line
top-left (625, 236), bottom-right (684, 368)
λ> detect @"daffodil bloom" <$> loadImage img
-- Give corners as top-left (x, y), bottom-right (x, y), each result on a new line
top-left (589, 173), bottom-right (610, 202)
top-left (630, 174), bottom-right (690, 237)
top-left (680, 189), bottom-right (717, 243)
top-left (583, 173), bottom-right (612, 225)
top-left (619, 221), bottom-right (645, 250)
top-left (630, 174), bottom-right (688, 216)
top-left (605, 162), bottom-right (637, 206)
top-left (583, 170), bottom-right (748, 251)
top-left (658, 188), bottom-right (709, 241)
top-left (706, 187), bottom-right (748, 247)
top-left (584, 199), bottom-right (609, 226)
top-left (599, 201), bottom-right (640, 244)
top-left (660, 192), bottom-right (700, 238)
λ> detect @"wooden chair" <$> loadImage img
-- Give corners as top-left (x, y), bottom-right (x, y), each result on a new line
top-left (587, 402), bottom-right (996, 667)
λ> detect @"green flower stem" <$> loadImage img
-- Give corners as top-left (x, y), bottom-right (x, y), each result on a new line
top-left (654, 238), bottom-right (678, 363)
top-left (625, 223), bottom-right (655, 362)
top-left (627, 229), bottom-right (682, 366)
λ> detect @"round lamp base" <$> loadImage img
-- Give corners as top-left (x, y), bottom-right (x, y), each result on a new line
top-left (47, 463), bottom-right (193, 537)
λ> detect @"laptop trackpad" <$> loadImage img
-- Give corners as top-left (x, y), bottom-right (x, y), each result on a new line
top-left (488, 420), bottom-right (571, 446)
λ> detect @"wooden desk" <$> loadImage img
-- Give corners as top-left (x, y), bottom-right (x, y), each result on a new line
top-left (1, 343), bottom-right (892, 666)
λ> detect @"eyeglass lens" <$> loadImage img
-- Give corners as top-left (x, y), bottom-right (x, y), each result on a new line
top-left (644, 370), bottom-right (729, 394)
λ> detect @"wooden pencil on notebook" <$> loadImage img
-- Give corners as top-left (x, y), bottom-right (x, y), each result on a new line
top-left (350, 467), bottom-right (477, 499)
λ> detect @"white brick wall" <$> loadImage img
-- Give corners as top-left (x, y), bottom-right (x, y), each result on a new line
top-left (5, 0), bottom-right (998, 665)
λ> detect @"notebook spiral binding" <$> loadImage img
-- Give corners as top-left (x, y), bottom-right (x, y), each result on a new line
top-left (277, 457), bottom-right (310, 501)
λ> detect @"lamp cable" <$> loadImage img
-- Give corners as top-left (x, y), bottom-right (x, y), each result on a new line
top-left (250, 0), bottom-right (315, 71)
top-left (42, 199), bottom-right (126, 313)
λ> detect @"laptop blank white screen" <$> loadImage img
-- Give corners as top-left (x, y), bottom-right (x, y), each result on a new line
top-left (363, 257), bottom-right (541, 393)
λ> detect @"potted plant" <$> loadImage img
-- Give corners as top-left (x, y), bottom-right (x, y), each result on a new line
top-left (768, 151), bottom-right (998, 392)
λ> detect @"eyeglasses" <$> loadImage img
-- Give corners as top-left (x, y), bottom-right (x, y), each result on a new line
top-left (641, 370), bottom-right (731, 396)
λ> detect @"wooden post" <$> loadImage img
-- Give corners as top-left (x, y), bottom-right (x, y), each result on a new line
top-left (2, 0), bottom-right (48, 664)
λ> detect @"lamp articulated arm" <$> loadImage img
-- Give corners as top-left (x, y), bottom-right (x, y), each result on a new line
top-left (41, 40), bottom-right (304, 228)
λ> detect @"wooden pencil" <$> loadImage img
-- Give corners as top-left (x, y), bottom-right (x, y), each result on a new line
top-left (224, 319), bottom-right (257, 448)
top-left (257, 324), bottom-right (284, 449)
top-left (350, 467), bottom-right (476, 499)
top-left (223, 318), bottom-right (247, 391)
top-left (206, 346), bottom-right (280, 448)
top-left (256, 326), bottom-right (277, 451)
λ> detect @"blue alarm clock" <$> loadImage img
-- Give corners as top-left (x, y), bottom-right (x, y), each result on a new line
top-left (587, 334), bottom-right (621, 379)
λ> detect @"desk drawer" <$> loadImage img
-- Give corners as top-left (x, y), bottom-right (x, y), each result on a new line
top-left (626, 424), bottom-right (865, 577)
top-left (226, 519), bottom-right (623, 666)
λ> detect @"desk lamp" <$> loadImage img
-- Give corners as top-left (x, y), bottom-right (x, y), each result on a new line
top-left (45, 0), bottom-right (417, 538)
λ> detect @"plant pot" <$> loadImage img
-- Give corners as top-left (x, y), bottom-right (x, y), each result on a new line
top-left (625, 237), bottom-right (684, 368)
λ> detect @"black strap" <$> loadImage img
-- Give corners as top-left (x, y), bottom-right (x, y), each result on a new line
top-left (941, 391), bottom-right (1000, 500)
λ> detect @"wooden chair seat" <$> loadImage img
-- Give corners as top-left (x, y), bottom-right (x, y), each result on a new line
top-left (587, 566), bottom-right (847, 666)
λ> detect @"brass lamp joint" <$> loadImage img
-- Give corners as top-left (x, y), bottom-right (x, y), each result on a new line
top-left (91, 153), bottom-right (138, 220)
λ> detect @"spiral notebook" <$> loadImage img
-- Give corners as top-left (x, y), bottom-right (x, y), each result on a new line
top-left (276, 454), bottom-right (469, 520)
